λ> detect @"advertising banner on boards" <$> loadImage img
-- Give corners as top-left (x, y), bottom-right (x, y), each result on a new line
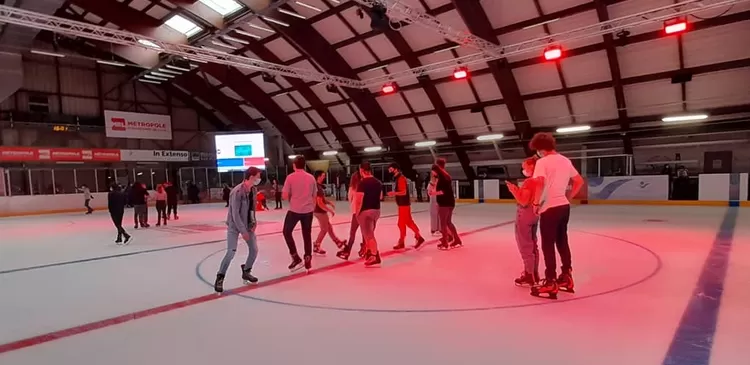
top-left (104, 110), bottom-right (172, 140)
top-left (120, 149), bottom-right (190, 162)
top-left (0, 147), bottom-right (121, 162)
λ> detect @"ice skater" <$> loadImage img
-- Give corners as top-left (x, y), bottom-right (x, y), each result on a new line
top-left (336, 171), bottom-right (366, 261)
top-left (79, 184), bottom-right (94, 214)
top-left (272, 179), bottom-right (282, 209)
top-left (351, 162), bottom-right (383, 267)
top-left (107, 184), bottom-right (131, 245)
top-left (214, 167), bottom-right (262, 293)
top-left (312, 170), bottom-right (346, 255)
top-left (165, 181), bottom-right (179, 220)
top-left (434, 159), bottom-right (461, 250)
top-left (427, 173), bottom-right (440, 235)
top-left (222, 184), bottom-right (231, 207)
top-left (155, 184), bottom-right (168, 227)
top-left (282, 156), bottom-right (318, 272)
top-left (387, 163), bottom-right (425, 250)
top-left (131, 182), bottom-right (149, 229)
top-left (529, 132), bottom-right (585, 299)
top-left (506, 157), bottom-right (541, 287)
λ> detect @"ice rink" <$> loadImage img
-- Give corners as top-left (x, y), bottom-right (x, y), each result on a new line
top-left (0, 202), bottom-right (748, 365)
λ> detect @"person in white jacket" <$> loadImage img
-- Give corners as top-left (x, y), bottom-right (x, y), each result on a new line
top-left (336, 171), bottom-right (365, 261)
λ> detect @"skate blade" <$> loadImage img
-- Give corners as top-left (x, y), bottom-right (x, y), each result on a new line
top-left (559, 288), bottom-right (575, 293)
top-left (530, 292), bottom-right (558, 300)
top-left (243, 280), bottom-right (259, 285)
top-left (290, 265), bottom-right (304, 272)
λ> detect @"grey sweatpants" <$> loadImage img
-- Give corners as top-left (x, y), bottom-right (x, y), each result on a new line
top-left (358, 209), bottom-right (380, 253)
top-left (314, 212), bottom-right (342, 245)
top-left (133, 204), bottom-right (148, 226)
top-left (514, 205), bottom-right (540, 276)
top-left (429, 196), bottom-right (439, 232)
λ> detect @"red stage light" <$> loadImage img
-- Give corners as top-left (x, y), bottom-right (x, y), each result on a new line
top-left (453, 67), bottom-right (468, 79)
top-left (543, 46), bottom-right (562, 61)
top-left (381, 82), bottom-right (397, 94)
top-left (664, 19), bottom-right (688, 35)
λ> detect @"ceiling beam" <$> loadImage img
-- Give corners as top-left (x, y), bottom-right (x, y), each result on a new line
top-left (269, 9), bottom-right (416, 175)
top-left (383, 30), bottom-right (476, 179)
top-left (451, 0), bottom-right (533, 155)
top-left (594, 0), bottom-right (632, 154)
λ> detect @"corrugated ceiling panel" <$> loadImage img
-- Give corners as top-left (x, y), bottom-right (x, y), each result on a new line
top-left (364, 34), bottom-right (401, 61)
top-left (128, 0), bottom-right (149, 11)
top-left (146, 4), bottom-right (170, 20)
top-left (239, 105), bottom-right (264, 119)
top-left (608, 0), bottom-right (673, 36)
top-left (686, 68), bottom-right (750, 110)
top-left (364, 125), bottom-right (382, 145)
top-left (251, 76), bottom-right (281, 93)
top-left (513, 62), bottom-right (562, 95)
top-left (313, 14), bottom-right (355, 44)
top-left (289, 91), bottom-right (311, 108)
top-left (450, 110), bottom-right (490, 136)
top-left (683, 21), bottom-right (750, 68)
top-left (399, 22), bottom-right (446, 52)
top-left (220, 87), bottom-right (243, 101)
top-left (290, 0), bottom-right (330, 18)
top-left (390, 118), bottom-right (423, 142)
top-left (402, 88), bottom-right (435, 113)
top-left (484, 105), bottom-right (516, 132)
top-left (307, 110), bottom-right (328, 129)
top-left (350, 103), bottom-right (365, 121)
top-left (524, 96), bottom-right (573, 127)
top-left (337, 42), bottom-right (379, 69)
top-left (305, 132), bottom-right (328, 151)
top-left (435, 10), bottom-right (469, 33)
top-left (339, 7), bottom-right (372, 35)
top-left (344, 126), bottom-right (372, 147)
top-left (61, 97), bottom-right (99, 117)
top-left (376, 94), bottom-right (411, 116)
top-left (329, 104), bottom-right (359, 125)
top-left (624, 80), bottom-right (683, 117)
top-left (289, 112), bottom-right (316, 131)
top-left (498, 28), bottom-right (548, 63)
top-left (617, 37), bottom-right (679, 79)
top-left (23, 62), bottom-right (57, 93)
top-left (272, 94), bottom-right (300, 112)
top-left (264, 37), bottom-right (301, 62)
top-left (311, 82), bottom-right (343, 103)
top-left (546, 10), bottom-right (602, 49)
top-left (59, 67), bottom-right (97, 97)
top-left (435, 81), bottom-right (476, 107)
top-left (470, 73), bottom-right (503, 101)
top-left (203, 73), bottom-right (223, 86)
top-left (568, 89), bottom-right (619, 123)
top-left (382, 61), bottom-right (419, 87)
top-left (481, 0), bottom-right (538, 29)
top-left (538, 0), bottom-right (590, 14)
top-left (418, 114), bottom-right (449, 140)
top-left (560, 50), bottom-right (612, 87)
top-left (322, 130), bottom-right (341, 149)
top-left (276, 76), bottom-right (293, 89)
top-left (418, 50), bottom-right (457, 80)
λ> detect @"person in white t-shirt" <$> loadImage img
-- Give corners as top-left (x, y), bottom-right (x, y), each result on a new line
top-left (529, 132), bottom-right (585, 300)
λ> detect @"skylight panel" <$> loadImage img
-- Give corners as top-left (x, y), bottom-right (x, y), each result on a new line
top-left (199, 0), bottom-right (244, 16)
top-left (165, 14), bottom-right (203, 37)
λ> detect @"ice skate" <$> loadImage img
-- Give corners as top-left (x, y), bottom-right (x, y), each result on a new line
top-left (557, 269), bottom-right (575, 293)
top-left (313, 243), bottom-right (326, 256)
top-left (288, 256), bottom-right (304, 272)
top-left (214, 273), bottom-right (225, 294)
top-left (335, 239), bottom-right (347, 249)
top-left (414, 236), bottom-right (426, 250)
top-left (358, 244), bottom-right (367, 258)
top-left (393, 241), bottom-right (406, 250)
top-left (115, 238), bottom-right (122, 245)
top-left (336, 248), bottom-right (350, 261)
top-left (241, 264), bottom-right (258, 284)
top-left (514, 272), bottom-right (537, 287)
top-left (364, 252), bottom-right (381, 268)
top-left (437, 240), bottom-right (450, 251)
top-left (530, 278), bottom-right (558, 300)
top-left (449, 239), bottom-right (463, 249)
top-left (123, 235), bottom-right (132, 245)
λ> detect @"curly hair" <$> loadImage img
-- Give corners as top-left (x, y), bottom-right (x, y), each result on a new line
top-left (529, 132), bottom-right (557, 152)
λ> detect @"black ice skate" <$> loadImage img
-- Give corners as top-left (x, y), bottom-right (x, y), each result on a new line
top-left (288, 256), bottom-right (304, 272)
top-left (304, 255), bottom-right (312, 273)
top-left (530, 278), bottom-right (558, 300)
top-left (449, 239), bottom-right (463, 249)
top-left (414, 236), bottom-right (426, 250)
top-left (335, 239), bottom-right (347, 249)
top-left (557, 269), bottom-right (575, 293)
top-left (514, 272), bottom-right (537, 287)
top-left (336, 248), bottom-right (350, 261)
top-left (214, 273), bottom-right (225, 294)
top-left (123, 235), bottom-right (132, 245)
top-left (313, 244), bottom-right (326, 256)
top-left (358, 244), bottom-right (367, 258)
top-left (115, 238), bottom-right (122, 245)
top-left (393, 241), bottom-right (406, 250)
top-left (437, 241), bottom-right (450, 251)
top-left (364, 252), bottom-right (381, 268)
top-left (241, 264), bottom-right (258, 284)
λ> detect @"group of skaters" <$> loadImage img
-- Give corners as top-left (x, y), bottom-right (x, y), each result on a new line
top-left (105, 181), bottom-right (180, 245)
top-left (213, 155), bottom-right (462, 293)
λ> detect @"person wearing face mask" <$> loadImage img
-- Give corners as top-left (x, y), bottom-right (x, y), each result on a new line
top-left (505, 157), bottom-right (541, 287)
top-left (214, 167), bottom-right (262, 294)
top-left (387, 163), bottom-right (426, 250)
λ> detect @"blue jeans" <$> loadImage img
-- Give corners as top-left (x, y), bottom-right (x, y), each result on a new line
top-left (218, 228), bottom-right (258, 275)
top-left (358, 209), bottom-right (380, 253)
top-left (515, 205), bottom-right (539, 277)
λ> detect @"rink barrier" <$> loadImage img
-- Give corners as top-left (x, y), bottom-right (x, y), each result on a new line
top-left (466, 198), bottom-right (750, 207)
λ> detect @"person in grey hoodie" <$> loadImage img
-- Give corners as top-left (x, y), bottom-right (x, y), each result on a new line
top-left (214, 167), bottom-right (262, 294)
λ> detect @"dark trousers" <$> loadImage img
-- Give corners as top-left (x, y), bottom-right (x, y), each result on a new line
top-left (275, 193), bottom-right (282, 209)
top-left (133, 204), bottom-right (148, 227)
top-left (539, 204), bottom-right (572, 280)
top-left (345, 213), bottom-right (363, 252)
top-left (416, 188), bottom-right (423, 202)
top-left (156, 201), bottom-right (167, 225)
top-left (167, 201), bottom-right (178, 218)
top-left (282, 211), bottom-right (314, 258)
top-left (85, 199), bottom-right (93, 214)
top-left (438, 206), bottom-right (460, 244)
top-left (110, 213), bottom-right (128, 240)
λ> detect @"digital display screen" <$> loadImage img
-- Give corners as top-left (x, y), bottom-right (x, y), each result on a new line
top-left (214, 133), bottom-right (266, 173)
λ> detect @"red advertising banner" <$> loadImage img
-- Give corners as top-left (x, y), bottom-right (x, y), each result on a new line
top-left (0, 147), bottom-right (121, 162)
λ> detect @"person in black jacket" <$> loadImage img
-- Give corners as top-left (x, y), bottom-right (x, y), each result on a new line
top-left (165, 181), bottom-right (179, 220)
top-left (108, 184), bottom-right (132, 245)
top-left (222, 184), bottom-right (231, 207)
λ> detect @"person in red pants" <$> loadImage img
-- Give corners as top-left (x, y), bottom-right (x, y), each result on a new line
top-left (388, 163), bottom-right (426, 250)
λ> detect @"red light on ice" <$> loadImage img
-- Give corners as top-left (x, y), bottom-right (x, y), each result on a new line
top-left (664, 21), bottom-right (687, 35)
top-left (453, 67), bottom-right (468, 79)
top-left (381, 83), bottom-right (396, 94)
top-left (543, 47), bottom-right (562, 61)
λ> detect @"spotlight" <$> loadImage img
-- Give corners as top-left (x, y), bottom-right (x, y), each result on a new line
top-left (453, 67), bottom-right (469, 80)
top-left (543, 46), bottom-right (562, 61)
top-left (664, 18), bottom-right (688, 35)
top-left (381, 82), bottom-right (397, 95)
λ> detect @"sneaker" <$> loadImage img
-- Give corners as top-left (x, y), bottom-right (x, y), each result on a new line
top-left (336, 249), bottom-right (350, 261)
top-left (530, 278), bottom-right (558, 300)
top-left (514, 271), bottom-right (536, 287)
top-left (414, 236), bottom-right (426, 250)
top-left (241, 264), bottom-right (258, 284)
top-left (304, 255), bottom-right (312, 272)
top-left (313, 245), bottom-right (326, 256)
top-left (288, 256), bottom-right (304, 272)
top-left (214, 273), bottom-right (225, 293)
top-left (393, 241), bottom-right (406, 250)
top-left (365, 252), bottom-right (381, 268)
top-left (557, 269), bottom-right (575, 293)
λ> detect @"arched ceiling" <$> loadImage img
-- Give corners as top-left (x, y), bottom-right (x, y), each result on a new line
top-left (23, 0), bottom-right (750, 174)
